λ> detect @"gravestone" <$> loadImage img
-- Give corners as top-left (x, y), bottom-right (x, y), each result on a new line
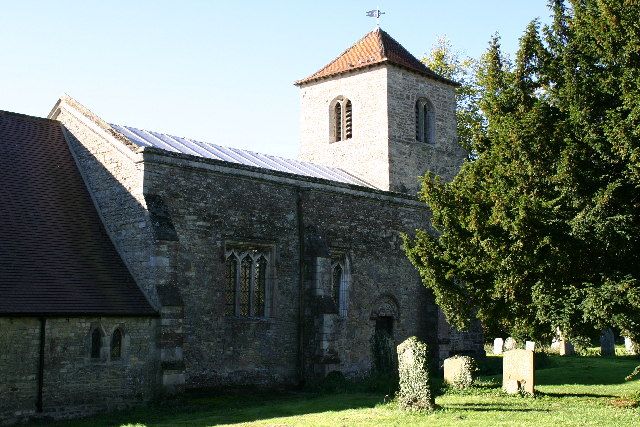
top-left (525, 341), bottom-right (536, 352)
top-left (558, 340), bottom-right (575, 356)
top-left (503, 349), bottom-right (535, 395)
top-left (625, 337), bottom-right (638, 355)
top-left (493, 338), bottom-right (504, 355)
top-left (504, 337), bottom-right (517, 351)
top-left (443, 355), bottom-right (476, 389)
top-left (600, 328), bottom-right (615, 356)
top-left (396, 337), bottom-right (435, 411)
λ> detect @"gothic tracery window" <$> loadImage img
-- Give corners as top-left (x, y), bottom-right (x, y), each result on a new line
top-left (330, 96), bottom-right (353, 142)
top-left (415, 97), bottom-right (435, 144)
top-left (225, 245), bottom-right (271, 318)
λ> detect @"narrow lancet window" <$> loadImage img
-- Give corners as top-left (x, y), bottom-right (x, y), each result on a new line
top-left (225, 255), bottom-right (238, 316)
top-left (111, 329), bottom-right (122, 360)
top-left (254, 255), bottom-right (267, 317)
top-left (91, 328), bottom-right (102, 359)
top-left (240, 255), bottom-right (251, 316)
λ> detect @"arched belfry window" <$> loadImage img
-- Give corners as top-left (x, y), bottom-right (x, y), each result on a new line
top-left (90, 328), bottom-right (103, 359)
top-left (415, 97), bottom-right (435, 144)
top-left (111, 328), bottom-right (123, 360)
top-left (330, 96), bottom-right (353, 142)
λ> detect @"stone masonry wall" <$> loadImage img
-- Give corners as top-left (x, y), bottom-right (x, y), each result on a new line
top-left (0, 317), bottom-right (157, 424)
top-left (298, 67), bottom-right (390, 190)
top-left (49, 98), bottom-right (159, 308)
top-left (301, 189), bottom-right (439, 376)
top-left (386, 65), bottom-right (466, 194)
top-left (141, 150), bottom-right (445, 385)
top-left (142, 158), bottom-right (302, 387)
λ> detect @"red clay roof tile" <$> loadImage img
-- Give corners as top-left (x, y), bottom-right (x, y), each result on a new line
top-left (296, 28), bottom-right (458, 86)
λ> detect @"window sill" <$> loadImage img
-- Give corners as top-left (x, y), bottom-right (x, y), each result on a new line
top-left (224, 316), bottom-right (271, 323)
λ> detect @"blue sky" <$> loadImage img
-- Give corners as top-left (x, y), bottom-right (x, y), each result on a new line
top-left (1, 1), bottom-right (552, 158)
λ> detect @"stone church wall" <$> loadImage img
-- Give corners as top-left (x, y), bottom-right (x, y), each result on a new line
top-left (49, 98), bottom-right (160, 308)
top-left (298, 67), bottom-right (391, 190)
top-left (139, 148), bottom-right (448, 385)
top-left (386, 65), bottom-right (466, 193)
top-left (0, 317), bottom-right (157, 424)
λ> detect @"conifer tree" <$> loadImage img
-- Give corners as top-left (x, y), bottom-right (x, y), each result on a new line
top-left (405, 1), bottom-right (640, 353)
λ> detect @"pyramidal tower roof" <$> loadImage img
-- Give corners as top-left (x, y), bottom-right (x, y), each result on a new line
top-left (295, 28), bottom-right (458, 86)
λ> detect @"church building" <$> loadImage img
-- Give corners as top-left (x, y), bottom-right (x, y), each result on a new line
top-left (0, 28), bottom-right (483, 423)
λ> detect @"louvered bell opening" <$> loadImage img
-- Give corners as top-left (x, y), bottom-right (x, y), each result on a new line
top-left (335, 102), bottom-right (342, 142)
top-left (345, 100), bottom-right (352, 139)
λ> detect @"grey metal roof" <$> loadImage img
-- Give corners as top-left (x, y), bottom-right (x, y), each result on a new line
top-left (110, 124), bottom-right (376, 189)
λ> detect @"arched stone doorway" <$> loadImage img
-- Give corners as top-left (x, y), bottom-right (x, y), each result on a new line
top-left (370, 295), bottom-right (399, 374)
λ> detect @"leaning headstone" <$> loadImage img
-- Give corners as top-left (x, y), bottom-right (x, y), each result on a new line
top-left (504, 337), bottom-right (517, 351)
top-left (397, 336), bottom-right (436, 411)
top-left (443, 355), bottom-right (477, 389)
top-left (525, 341), bottom-right (536, 352)
top-left (625, 337), bottom-right (638, 355)
top-left (493, 338), bottom-right (504, 355)
top-left (600, 328), bottom-right (615, 357)
top-left (503, 349), bottom-right (535, 395)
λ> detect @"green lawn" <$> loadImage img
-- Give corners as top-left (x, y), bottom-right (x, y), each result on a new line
top-left (45, 355), bottom-right (639, 427)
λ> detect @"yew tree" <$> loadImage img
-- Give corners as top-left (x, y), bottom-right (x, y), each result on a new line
top-left (405, 0), bottom-right (640, 347)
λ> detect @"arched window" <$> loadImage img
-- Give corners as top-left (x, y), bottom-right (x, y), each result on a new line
top-left (111, 328), bottom-right (123, 360)
top-left (330, 96), bottom-right (353, 142)
top-left (415, 98), bottom-right (435, 144)
top-left (331, 264), bottom-right (343, 306)
top-left (90, 328), bottom-right (102, 359)
top-left (331, 254), bottom-right (350, 317)
top-left (224, 246), bottom-right (272, 318)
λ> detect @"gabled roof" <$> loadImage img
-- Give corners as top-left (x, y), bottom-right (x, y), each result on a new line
top-left (295, 28), bottom-right (458, 86)
top-left (110, 124), bottom-right (376, 188)
top-left (0, 110), bottom-right (156, 316)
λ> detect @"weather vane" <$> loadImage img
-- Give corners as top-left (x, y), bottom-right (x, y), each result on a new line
top-left (366, 8), bottom-right (385, 27)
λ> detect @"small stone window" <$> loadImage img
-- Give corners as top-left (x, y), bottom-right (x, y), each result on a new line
top-left (224, 244), bottom-right (273, 318)
top-left (331, 252), bottom-right (350, 317)
top-left (110, 328), bottom-right (123, 360)
top-left (415, 97), bottom-right (435, 144)
top-left (90, 328), bottom-right (103, 359)
top-left (330, 96), bottom-right (353, 142)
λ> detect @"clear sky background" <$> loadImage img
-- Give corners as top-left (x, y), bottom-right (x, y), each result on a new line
top-left (1, 1), bottom-right (552, 158)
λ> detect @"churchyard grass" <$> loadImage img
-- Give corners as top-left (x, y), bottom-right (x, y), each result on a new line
top-left (43, 353), bottom-right (639, 427)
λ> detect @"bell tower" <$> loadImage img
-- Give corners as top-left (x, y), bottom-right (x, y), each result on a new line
top-left (296, 28), bottom-right (465, 194)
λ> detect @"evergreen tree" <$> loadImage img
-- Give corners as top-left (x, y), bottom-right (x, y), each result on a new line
top-left (405, 1), bottom-right (640, 352)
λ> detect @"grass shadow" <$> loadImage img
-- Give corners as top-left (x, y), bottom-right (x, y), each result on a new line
top-left (39, 390), bottom-right (382, 427)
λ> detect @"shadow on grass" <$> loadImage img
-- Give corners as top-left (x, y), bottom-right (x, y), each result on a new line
top-left (43, 390), bottom-right (381, 427)
top-left (535, 355), bottom-right (640, 386)
top-left (446, 403), bottom-right (550, 413)
top-left (539, 392), bottom-right (617, 399)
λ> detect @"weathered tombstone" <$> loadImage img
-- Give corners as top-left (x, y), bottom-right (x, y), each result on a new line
top-left (493, 338), bottom-right (504, 355)
top-left (503, 349), bottom-right (535, 395)
top-left (600, 328), bottom-right (615, 357)
top-left (525, 341), bottom-right (536, 352)
top-left (504, 337), bottom-right (517, 351)
top-left (443, 355), bottom-right (477, 389)
top-left (624, 337), bottom-right (638, 355)
top-left (558, 340), bottom-right (575, 356)
top-left (397, 336), bottom-right (436, 411)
